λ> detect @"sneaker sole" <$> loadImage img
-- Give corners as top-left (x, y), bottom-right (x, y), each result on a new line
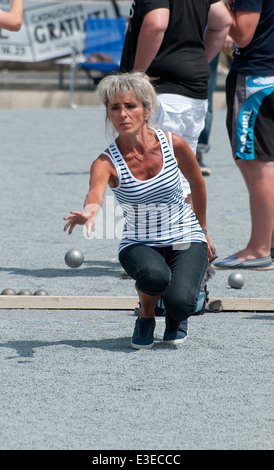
top-left (163, 336), bottom-right (188, 345)
top-left (131, 341), bottom-right (154, 350)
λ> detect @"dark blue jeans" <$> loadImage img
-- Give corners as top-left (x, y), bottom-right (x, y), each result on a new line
top-left (119, 242), bottom-right (208, 322)
top-left (197, 54), bottom-right (219, 153)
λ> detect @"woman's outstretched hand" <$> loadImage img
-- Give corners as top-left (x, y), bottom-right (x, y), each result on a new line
top-left (64, 210), bottom-right (95, 237)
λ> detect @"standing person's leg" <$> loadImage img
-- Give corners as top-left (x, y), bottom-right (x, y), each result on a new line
top-left (197, 56), bottom-right (219, 154)
top-left (236, 159), bottom-right (274, 260)
top-left (214, 71), bottom-right (274, 270)
top-left (196, 54), bottom-right (220, 176)
top-left (119, 244), bottom-right (171, 349)
top-left (162, 242), bottom-right (208, 344)
top-left (235, 86), bottom-right (274, 261)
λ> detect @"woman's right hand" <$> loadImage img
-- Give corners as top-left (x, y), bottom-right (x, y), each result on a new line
top-left (63, 210), bottom-right (95, 237)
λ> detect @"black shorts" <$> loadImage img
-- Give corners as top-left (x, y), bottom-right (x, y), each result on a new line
top-left (226, 70), bottom-right (274, 161)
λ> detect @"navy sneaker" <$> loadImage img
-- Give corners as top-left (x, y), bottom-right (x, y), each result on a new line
top-left (163, 315), bottom-right (188, 344)
top-left (131, 317), bottom-right (156, 349)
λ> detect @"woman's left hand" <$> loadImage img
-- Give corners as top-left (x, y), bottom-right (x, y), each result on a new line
top-left (205, 234), bottom-right (216, 262)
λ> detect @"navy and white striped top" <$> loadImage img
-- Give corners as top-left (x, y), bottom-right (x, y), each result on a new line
top-left (105, 129), bottom-right (206, 253)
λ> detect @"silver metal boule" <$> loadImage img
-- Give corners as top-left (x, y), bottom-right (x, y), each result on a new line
top-left (17, 289), bottom-right (32, 295)
top-left (228, 272), bottom-right (244, 289)
top-left (33, 289), bottom-right (49, 296)
top-left (1, 288), bottom-right (17, 295)
top-left (65, 249), bottom-right (84, 268)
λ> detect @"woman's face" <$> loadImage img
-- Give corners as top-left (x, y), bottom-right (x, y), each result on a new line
top-left (107, 91), bottom-right (149, 136)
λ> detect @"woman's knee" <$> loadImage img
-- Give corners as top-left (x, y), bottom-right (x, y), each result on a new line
top-left (119, 245), bottom-right (171, 295)
top-left (164, 289), bottom-right (198, 321)
top-left (136, 265), bottom-right (171, 295)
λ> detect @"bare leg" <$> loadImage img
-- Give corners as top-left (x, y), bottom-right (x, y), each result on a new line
top-left (236, 159), bottom-right (274, 259)
top-left (135, 285), bottom-right (161, 319)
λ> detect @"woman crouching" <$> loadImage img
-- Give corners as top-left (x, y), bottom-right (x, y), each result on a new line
top-left (64, 72), bottom-right (213, 349)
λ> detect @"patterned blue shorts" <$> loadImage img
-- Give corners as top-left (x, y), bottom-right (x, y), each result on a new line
top-left (226, 70), bottom-right (274, 161)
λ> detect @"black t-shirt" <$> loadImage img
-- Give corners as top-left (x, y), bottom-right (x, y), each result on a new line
top-left (120, 0), bottom-right (219, 99)
top-left (231, 0), bottom-right (274, 76)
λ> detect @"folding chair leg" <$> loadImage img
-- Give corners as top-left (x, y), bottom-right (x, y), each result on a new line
top-left (69, 45), bottom-right (77, 109)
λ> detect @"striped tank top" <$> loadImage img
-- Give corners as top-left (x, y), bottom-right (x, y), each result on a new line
top-left (105, 129), bottom-right (206, 253)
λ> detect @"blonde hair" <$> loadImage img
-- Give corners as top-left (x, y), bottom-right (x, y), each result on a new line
top-left (96, 72), bottom-right (158, 137)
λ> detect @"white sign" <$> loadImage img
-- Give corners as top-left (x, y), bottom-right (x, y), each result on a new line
top-left (0, 1), bottom-right (130, 62)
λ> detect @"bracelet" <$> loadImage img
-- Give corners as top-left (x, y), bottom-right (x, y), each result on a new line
top-left (202, 228), bottom-right (207, 235)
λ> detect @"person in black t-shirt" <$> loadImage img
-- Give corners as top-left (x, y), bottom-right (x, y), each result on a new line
top-left (120, 0), bottom-right (232, 200)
